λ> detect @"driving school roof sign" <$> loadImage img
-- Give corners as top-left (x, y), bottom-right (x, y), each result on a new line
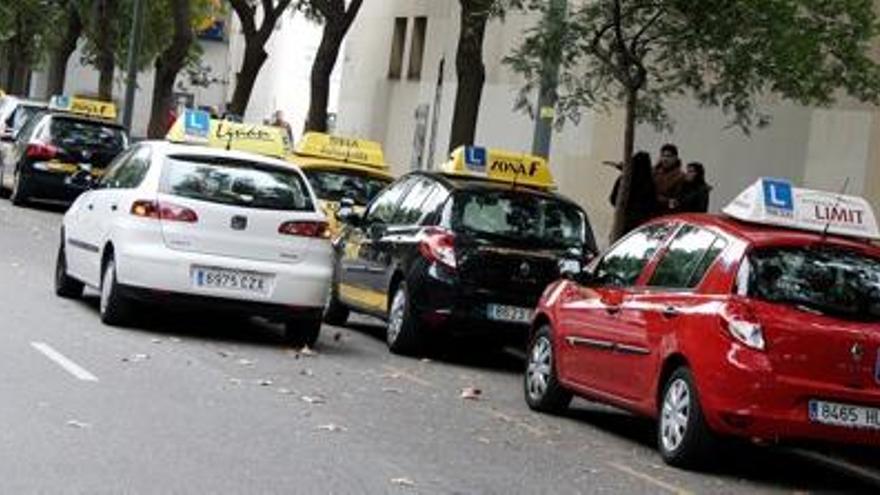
top-left (166, 110), bottom-right (290, 158)
top-left (294, 132), bottom-right (387, 169)
top-left (723, 178), bottom-right (880, 240)
top-left (49, 95), bottom-right (117, 121)
top-left (442, 146), bottom-right (555, 189)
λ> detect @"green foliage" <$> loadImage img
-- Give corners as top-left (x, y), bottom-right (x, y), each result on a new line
top-left (0, 0), bottom-right (67, 67)
top-left (505, 0), bottom-right (880, 133)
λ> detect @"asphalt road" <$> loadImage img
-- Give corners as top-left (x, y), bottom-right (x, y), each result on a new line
top-left (0, 198), bottom-right (878, 494)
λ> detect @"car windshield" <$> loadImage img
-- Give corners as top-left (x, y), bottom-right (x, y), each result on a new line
top-left (746, 246), bottom-right (880, 321)
top-left (163, 155), bottom-right (314, 212)
top-left (50, 118), bottom-right (127, 152)
top-left (451, 190), bottom-right (587, 249)
top-left (303, 168), bottom-right (391, 206)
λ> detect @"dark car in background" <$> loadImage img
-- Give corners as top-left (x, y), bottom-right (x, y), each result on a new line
top-left (4, 111), bottom-right (129, 206)
top-left (0, 96), bottom-right (48, 192)
top-left (325, 147), bottom-right (598, 355)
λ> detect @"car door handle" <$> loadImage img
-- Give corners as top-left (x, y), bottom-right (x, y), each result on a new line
top-left (110, 204), bottom-right (118, 211)
top-left (87, 204), bottom-right (94, 210)
top-left (662, 306), bottom-right (680, 318)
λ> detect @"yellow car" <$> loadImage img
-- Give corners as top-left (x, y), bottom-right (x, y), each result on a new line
top-left (289, 133), bottom-right (394, 236)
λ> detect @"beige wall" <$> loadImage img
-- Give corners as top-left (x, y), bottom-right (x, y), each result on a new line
top-left (337, 0), bottom-right (880, 246)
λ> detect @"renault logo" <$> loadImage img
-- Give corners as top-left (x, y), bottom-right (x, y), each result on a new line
top-left (851, 343), bottom-right (865, 363)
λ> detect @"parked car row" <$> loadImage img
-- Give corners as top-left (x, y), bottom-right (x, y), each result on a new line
top-left (2, 98), bottom-right (879, 469)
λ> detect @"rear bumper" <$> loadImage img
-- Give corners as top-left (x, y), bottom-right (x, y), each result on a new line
top-left (20, 167), bottom-right (85, 203)
top-left (696, 344), bottom-right (880, 447)
top-left (116, 240), bottom-right (333, 310)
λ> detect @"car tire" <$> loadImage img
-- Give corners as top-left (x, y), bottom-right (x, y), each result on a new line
top-left (100, 258), bottom-right (134, 326)
top-left (283, 316), bottom-right (321, 348)
top-left (55, 242), bottom-right (84, 299)
top-left (658, 367), bottom-right (717, 468)
top-left (10, 168), bottom-right (30, 206)
top-left (524, 325), bottom-right (573, 413)
top-left (0, 166), bottom-right (8, 199)
top-left (323, 287), bottom-right (350, 326)
top-left (386, 281), bottom-right (424, 355)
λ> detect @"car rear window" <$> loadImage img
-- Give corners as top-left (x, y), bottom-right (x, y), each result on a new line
top-left (303, 168), bottom-right (391, 206)
top-left (50, 117), bottom-right (127, 153)
top-left (162, 155), bottom-right (315, 212)
top-left (744, 246), bottom-right (880, 321)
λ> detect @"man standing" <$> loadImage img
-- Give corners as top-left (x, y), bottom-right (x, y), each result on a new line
top-left (653, 143), bottom-right (685, 214)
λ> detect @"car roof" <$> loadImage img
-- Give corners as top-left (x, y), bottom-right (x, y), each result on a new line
top-left (652, 213), bottom-right (880, 253)
top-left (409, 171), bottom-right (582, 208)
top-left (45, 111), bottom-right (125, 129)
top-left (148, 140), bottom-right (303, 172)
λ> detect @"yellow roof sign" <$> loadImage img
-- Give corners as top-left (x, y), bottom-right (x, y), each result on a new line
top-left (294, 132), bottom-right (387, 169)
top-left (441, 146), bottom-right (555, 189)
top-left (166, 110), bottom-right (291, 159)
top-left (49, 95), bottom-right (117, 121)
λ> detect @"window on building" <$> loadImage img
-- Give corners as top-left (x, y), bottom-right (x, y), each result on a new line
top-left (388, 17), bottom-right (408, 80)
top-left (407, 17), bottom-right (427, 80)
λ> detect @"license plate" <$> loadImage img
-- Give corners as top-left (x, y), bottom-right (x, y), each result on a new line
top-left (808, 400), bottom-right (880, 430)
top-left (192, 267), bottom-right (271, 294)
top-left (487, 304), bottom-right (533, 324)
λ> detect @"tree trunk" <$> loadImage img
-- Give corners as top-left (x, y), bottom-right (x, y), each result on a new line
top-left (228, 43), bottom-right (268, 117)
top-left (46, 8), bottom-right (83, 98)
top-left (611, 89), bottom-right (639, 242)
top-left (448, 1), bottom-right (490, 152)
top-left (146, 0), bottom-right (193, 139)
top-left (305, 25), bottom-right (345, 133)
top-left (95, 0), bottom-right (119, 101)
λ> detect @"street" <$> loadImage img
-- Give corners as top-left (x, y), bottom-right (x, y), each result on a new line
top-left (0, 200), bottom-right (877, 494)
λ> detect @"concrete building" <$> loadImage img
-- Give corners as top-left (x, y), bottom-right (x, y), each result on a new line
top-left (335, 0), bottom-right (880, 245)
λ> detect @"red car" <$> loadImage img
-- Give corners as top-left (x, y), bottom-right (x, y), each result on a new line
top-left (525, 179), bottom-right (880, 468)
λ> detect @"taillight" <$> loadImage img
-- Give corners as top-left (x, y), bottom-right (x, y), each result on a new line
top-left (26, 142), bottom-right (58, 160)
top-left (279, 221), bottom-right (329, 238)
top-left (720, 300), bottom-right (765, 350)
top-left (419, 227), bottom-right (457, 269)
top-left (130, 200), bottom-right (198, 223)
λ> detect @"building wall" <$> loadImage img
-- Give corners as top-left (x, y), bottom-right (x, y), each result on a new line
top-left (336, 0), bottom-right (880, 246)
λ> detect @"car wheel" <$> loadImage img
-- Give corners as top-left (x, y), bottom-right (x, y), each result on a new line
top-left (283, 315), bottom-right (321, 348)
top-left (55, 242), bottom-right (84, 299)
top-left (386, 281), bottom-right (424, 355)
top-left (658, 367), bottom-right (717, 468)
top-left (323, 286), bottom-right (349, 326)
top-left (0, 166), bottom-right (8, 198)
top-left (524, 325), bottom-right (573, 413)
top-left (100, 258), bottom-right (134, 326)
top-left (10, 168), bottom-right (29, 206)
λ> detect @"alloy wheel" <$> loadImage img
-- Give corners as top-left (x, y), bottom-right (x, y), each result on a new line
top-left (526, 336), bottom-right (552, 401)
top-left (387, 288), bottom-right (406, 344)
top-left (100, 263), bottom-right (114, 316)
top-left (661, 378), bottom-right (691, 453)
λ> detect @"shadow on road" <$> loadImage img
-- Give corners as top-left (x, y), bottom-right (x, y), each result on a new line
top-left (562, 403), bottom-right (878, 492)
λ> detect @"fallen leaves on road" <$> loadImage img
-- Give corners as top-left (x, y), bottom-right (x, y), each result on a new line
top-left (333, 332), bottom-right (342, 342)
top-left (390, 477), bottom-right (415, 487)
top-left (150, 338), bottom-right (162, 344)
top-left (122, 353), bottom-right (150, 363)
top-left (382, 387), bottom-right (402, 394)
top-left (301, 395), bottom-right (326, 405)
top-left (217, 350), bottom-right (235, 358)
top-left (316, 423), bottom-right (346, 432)
top-left (276, 387), bottom-right (294, 395)
top-left (257, 379), bottom-right (274, 386)
top-left (66, 420), bottom-right (91, 429)
top-left (169, 337), bottom-right (182, 343)
top-left (236, 358), bottom-right (255, 367)
top-left (228, 378), bottom-right (243, 385)
top-left (460, 387), bottom-right (482, 400)
top-left (381, 372), bottom-right (402, 380)
top-left (300, 368), bottom-right (314, 377)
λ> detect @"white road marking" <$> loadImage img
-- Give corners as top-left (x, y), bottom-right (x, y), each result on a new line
top-left (31, 342), bottom-right (98, 382)
top-left (606, 461), bottom-right (692, 495)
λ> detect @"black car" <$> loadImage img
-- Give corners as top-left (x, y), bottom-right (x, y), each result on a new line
top-left (5, 111), bottom-right (128, 206)
top-left (325, 170), bottom-right (598, 354)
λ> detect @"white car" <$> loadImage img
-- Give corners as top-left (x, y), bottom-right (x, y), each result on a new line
top-left (55, 141), bottom-right (333, 346)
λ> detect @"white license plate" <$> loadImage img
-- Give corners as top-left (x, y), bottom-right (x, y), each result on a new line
top-left (192, 267), bottom-right (271, 294)
top-left (487, 304), bottom-right (533, 324)
top-left (808, 400), bottom-right (880, 430)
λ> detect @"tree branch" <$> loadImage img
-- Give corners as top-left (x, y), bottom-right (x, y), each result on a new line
top-left (229, 0), bottom-right (257, 38)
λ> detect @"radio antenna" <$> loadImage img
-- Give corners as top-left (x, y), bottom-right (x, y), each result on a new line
top-left (821, 177), bottom-right (851, 241)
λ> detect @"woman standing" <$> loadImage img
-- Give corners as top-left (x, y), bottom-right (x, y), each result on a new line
top-left (609, 152), bottom-right (659, 234)
top-left (674, 162), bottom-right (712, 213)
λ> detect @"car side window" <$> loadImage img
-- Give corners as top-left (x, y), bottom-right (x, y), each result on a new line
top-left (99, 148), bottom-right (138, 189)
top-left (364, 177), bottom-right (415, 225)
top-left (593, 223), bottom-right (675, 287)
top-left (648, 225), bottom-right (729, 289)
top-left (15, 114), bottom-right (43, 144)
top-left (393, 177), bottom-right (438, 226)
top-left (110, 146), bottom-right (151, 189)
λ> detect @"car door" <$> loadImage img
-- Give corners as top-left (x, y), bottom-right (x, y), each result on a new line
top-left (621, 224), bottom-right (730, 402)
top-left (338, 177), bottom-right (415, 314)
top-left (556, 223), bottom-right (675, 400)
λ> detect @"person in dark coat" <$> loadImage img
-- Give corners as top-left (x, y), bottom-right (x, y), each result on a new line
top-left (610, 151), bottom-right (658, 233)
top-left (653, 143), bottom-right (685, 214)
top-left (674, 162), bottom-right (712, 213)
